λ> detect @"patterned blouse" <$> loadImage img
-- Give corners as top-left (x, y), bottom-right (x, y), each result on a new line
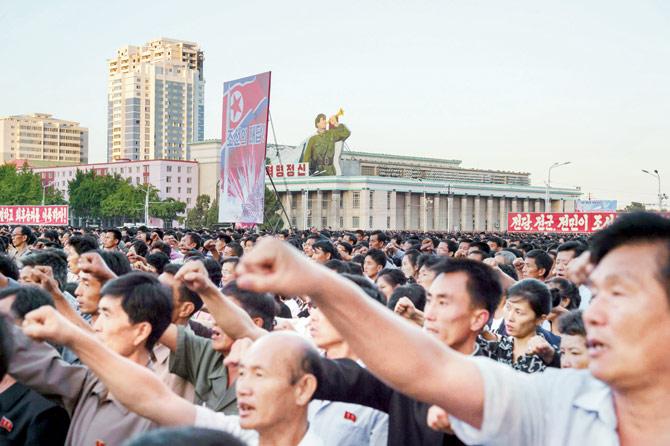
top-left (477, 328), bottom-right (560, 374)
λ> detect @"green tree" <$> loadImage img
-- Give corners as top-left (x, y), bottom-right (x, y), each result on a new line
top-left (69, 170), bottom-right (124, 221)
top-left (623, 202), bottom-right (646, 213)
top-left (0, 165), bottom-right (64, 205)
top-left (205, 199), bottom-right (219, 227)
top-left (186, 195), bottom-right (211, 229)
top-left (152, 198), bottom-right (187, 229)
top-left (261, 186), bottom-right (284, 231)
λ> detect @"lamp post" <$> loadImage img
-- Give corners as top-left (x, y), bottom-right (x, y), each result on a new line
top-left (545, 162), bottom-right (571, 212)
top-left (642, 169), bottom-right (663, 211)
top-left (42, 180), bottom-right (56, 206)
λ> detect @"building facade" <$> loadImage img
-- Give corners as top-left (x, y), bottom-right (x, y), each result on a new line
top-left (274, 176), bottom-right (579, 231)
top-left (32, 159), bottom-right (199, 208)
top-left (107, 38), bottom-right (205, 162)
top-left (190, 140), bottom-right (582, 231)
top-left (0, 113), bottom-right (88, 166)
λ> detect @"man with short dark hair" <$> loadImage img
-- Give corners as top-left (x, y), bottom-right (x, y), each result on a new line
top-left (364, 249), bottom-right (387, 281)
top-left (103, 228), bottom-right (122, 251)
top-left (8, 272), bottom-right (173, 445)
top-left (8, 226), bottom-right (32, 263)
top-left (520, 249), bottom-right (553, 280)
top-left (554, 240), bottom-right (592, 308)
top-left (179, 232), bottom-right (203, 255)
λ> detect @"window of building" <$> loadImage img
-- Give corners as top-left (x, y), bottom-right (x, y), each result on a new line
top-left (369, 190), bottom-right (374, 209)
top-left (177, 177), bottom-right (181, 183)
top-left (361, 165), bottom-right (375, 176)
top-left (352, 191), bottom-right (360, 209)
top-left (166, 187), bottom-right (171, 193)
top-left (307, 217), bottom-right (312, 228)
top-left (166, 176), bottom-right (171, 183)
top-left (322, 217), bottom-right (328, 228)
top-left (167, 166), bottom-right (172, 172)
top-left (339, 216), bottom-right (344, 228)
top-left (387, 216), bottom-right (391, 228)
top-left (178, 187), bottom-right (181, 193)
top-left (369, 216), bottom-right (373, 228)
top-left (387, 192), bottom-right (392, 210)
top-left (292, 216), bottom-right (297, 227)
top-left (186, 177), bottom-right (191, 183)
top-left (352, 216), bottom-right (360, 228)
top-left (187, 188), bottom-right (192, 194)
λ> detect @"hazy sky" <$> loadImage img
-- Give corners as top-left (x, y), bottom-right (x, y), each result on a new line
top-left (1, 1), bottom-right (669, 206)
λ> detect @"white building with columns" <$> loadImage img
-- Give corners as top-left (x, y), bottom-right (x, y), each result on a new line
top-left (273, 176), bottom-right (580, 231)
top-left (190, 140), bottom-right (581, 231)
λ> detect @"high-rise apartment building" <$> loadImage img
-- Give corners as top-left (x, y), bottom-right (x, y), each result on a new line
top-left (107, 38), bottom-right (204, 161)
top-left (0, 113), bottom-right (88, 166)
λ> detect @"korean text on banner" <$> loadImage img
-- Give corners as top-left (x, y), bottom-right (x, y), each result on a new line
top-left (0, 205), bottom-right (69, 226)
top-left (219, 72), bottom-right (271, 224)
top-left (507, 212), bottom-right (617, 233)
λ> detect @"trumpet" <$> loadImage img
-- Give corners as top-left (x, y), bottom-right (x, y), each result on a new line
top-left (335, 107), bottom-right (344, 119)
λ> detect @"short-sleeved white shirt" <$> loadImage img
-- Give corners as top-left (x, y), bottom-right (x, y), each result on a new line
top-left (450, 357), bottom-right (619, 446)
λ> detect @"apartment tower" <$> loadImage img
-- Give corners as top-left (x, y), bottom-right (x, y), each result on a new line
top-left (107, 38), bottom-right (204, 161)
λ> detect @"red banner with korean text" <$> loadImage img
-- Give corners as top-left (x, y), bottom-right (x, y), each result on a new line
top-left (0, 205), bottom-right (69, 226)
top-left (266, 163), bottom-right (309, 178)
top-left (507, 212), bottom-right (616, 233)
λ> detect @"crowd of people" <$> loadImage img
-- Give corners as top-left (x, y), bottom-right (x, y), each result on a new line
top-left (0, 212), bottom-right (668, 445)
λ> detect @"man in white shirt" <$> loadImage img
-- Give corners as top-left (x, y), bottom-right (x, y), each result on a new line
top-left (230, 212), bottom-right (670, 445)
top-left (21, 307), bottom-right (324, 446)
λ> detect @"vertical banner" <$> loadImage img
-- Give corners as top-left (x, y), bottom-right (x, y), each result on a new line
top-left (219, 72), bottom-right (271, 224)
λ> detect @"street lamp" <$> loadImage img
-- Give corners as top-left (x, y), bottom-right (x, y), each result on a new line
top-left (545, 162), bottom-right (571, 212)
top-left (642, 169), bottom-right (664, 211)
top-left (42, 180), bottom-right (57, 206)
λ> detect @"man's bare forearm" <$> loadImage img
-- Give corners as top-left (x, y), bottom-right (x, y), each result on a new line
top-left (200, 287), bottom-right (266, 341)
top-left (308, 269), bottom-right (485, 428)
top-left (69, 329), bottom-right (195, 426)
top-left (52, 291), bottom-right (94, 333)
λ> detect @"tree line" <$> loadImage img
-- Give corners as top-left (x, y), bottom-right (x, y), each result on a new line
top-left (0, 164), bottom-right (283, 230)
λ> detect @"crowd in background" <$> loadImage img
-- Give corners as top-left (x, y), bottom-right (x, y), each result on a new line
top-left (0, 213), bottom-right (668, 445)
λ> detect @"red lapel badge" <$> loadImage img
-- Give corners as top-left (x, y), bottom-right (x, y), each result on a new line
top-left (343, 411), bottom-right (357, 423)
top-left (0, 416), bottom-right (13, 432)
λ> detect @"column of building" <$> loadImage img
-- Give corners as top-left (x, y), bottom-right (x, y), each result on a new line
top-left (405, 192), bottom-right (412, 230)
top-left (390, 190), bottom-right (397, 229)
top-left (486, 196), bottom-right (494, 231)
top-left (445, 195), bottom-right (453, 232)
top-left (499, 196), bottom-right (507, 231)
top-left (433, 193), bottom-right (441, 231)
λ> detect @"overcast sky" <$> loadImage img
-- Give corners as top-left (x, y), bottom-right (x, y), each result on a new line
top-left (1, 0), bottom-right (668, 206)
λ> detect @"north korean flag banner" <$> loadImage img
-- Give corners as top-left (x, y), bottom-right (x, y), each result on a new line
top-left (219, 72), bottom-right (271, 224)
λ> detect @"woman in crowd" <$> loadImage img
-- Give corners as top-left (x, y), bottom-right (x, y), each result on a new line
top-left (375, 268), bottom-right (407, 302)
top-left (480, 279), bottom-right (559, 373)
top-left (400, 248), bottom-right (421, 283)
top-left (545, 277), bottom-right (581, 335)
top-left (557, 309), bottom-right (589, 369)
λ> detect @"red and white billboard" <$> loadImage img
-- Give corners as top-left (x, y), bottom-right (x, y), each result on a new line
top-left (507, 212), bottom-right (616, 233)
top-left (219, 72), bottom-right (271, 224)
top-left (266, 163), bottom-right (309, 178)
top-left (0, 205), bottom-right (69, 226)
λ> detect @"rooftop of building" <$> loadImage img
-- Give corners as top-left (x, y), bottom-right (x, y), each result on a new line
top-left (30, 158), bottom-right (198, 171)
top-left (0, 113), bottom-right (85, 126)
